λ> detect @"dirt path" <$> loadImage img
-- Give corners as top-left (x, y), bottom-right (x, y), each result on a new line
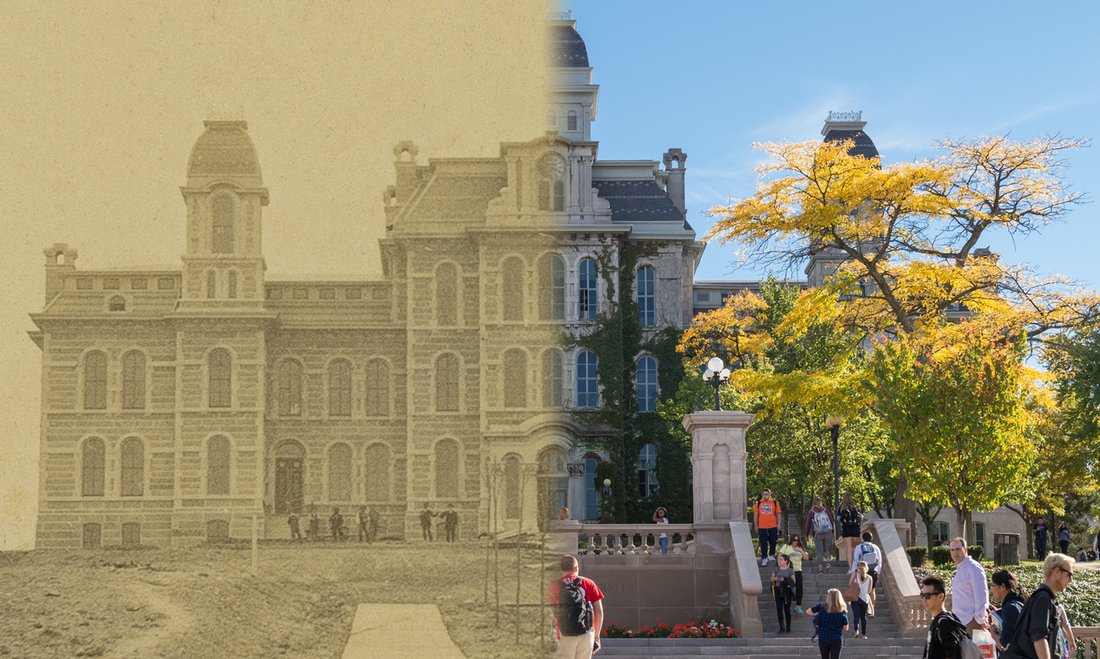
top-left (109, 577), bottom-right (196, 658)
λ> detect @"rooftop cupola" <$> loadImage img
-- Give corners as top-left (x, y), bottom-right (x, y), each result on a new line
top-left (821, 111), bottom-right (879, 160)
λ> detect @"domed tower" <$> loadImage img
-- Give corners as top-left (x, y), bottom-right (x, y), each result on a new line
top-left (550, 16), bottom-right (598, 142)
top-left (179, 119), bottom-right (269, 309)
top-left (806, 111), bottom-right (880, 288)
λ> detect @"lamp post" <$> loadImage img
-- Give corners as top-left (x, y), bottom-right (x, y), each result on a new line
top-left (825, 415), bottom-right (843, 517)
top-left (701, 356), bottom-right (732, 411)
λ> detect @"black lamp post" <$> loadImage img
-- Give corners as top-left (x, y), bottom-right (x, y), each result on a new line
top-left (826, 415), bottom-right (843, 516)
top-left (702, 356), bottom-right (732, 411)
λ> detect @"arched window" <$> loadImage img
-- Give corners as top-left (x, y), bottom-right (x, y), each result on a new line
top-left (503, 349), bottom-right (526, 408)
top-left (212, 195), bottom-right (234, 253)
top-left (538, 448), bottom-right (569, 525)
top-left (501, 257), bottom-right (525, 321)
top-left (365, 359), bottom-right (390, 417)
top-left (436, 353), bottom-right (459, 412)
top-left (208, 349), bottom-right (232, 408)
top-left (567, 110), bottom-right (578, 131)
top-left (121, 351), bottom-right (146, 410)
top-left (636, 355), bottom-right (658, 413)
top-left (83, 351), bottom-right (107, 410)
top-left (542, 349), bottom-right (564, 408)
top-left (434, 439), bottom-right (460, 498)
top-left (576, 350), bottom-right (598, 408)
top-left (365, 443), bottom-right (390, 500)
top-left (228, 271), bottom-right (238, 299)
top-left (328, 359), bottom-right (352, 417)
top-left (637, 266), bottom-right (655, 327)
top-left (436, 263), bottom-right (458, 326)
top-left (108, 296), bottom-right (126, 312)
top-left (503, 454), bottom-right (521, 519)
top-left (637, 443), bottom-right (658, 498)
top-left (328, 443), bottom-right (352, 501)
top-left (578, 258), bottom-right (597, 321)
top-left (278, 360), bottom-right (302, 416)
top-left (81, 437), bottom-right (105, 496)
top-left (120, 437), bottom-right (144, 497)
top-left (538, 255), bottom-right (565, 321)
top-left (206, 271), bottom-right (216, 299)
top-left (207, 435), bottom-right (230, 495)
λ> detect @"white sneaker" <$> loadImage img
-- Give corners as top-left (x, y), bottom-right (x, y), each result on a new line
top-left (761, 557), bottom-right (768, 566)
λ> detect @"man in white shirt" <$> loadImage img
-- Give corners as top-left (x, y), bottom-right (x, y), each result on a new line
top-left (949, 536), bottom-right (989, 636)
top-left (849, 532), bottom-right (883, 610)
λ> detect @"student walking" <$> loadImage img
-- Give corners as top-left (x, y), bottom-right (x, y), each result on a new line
top-left (999, 553), bottom-right (1075, 659)
top-left (805, 498), bottom-right (835, 573)
top-left (848, 561), bottom-right (873, 638)
top-left (849, 532), bottom-right (882, 611)
top-left (805, 588), bottom-right (849, 659)
top-left (755, 489), bottom-right (782, 566)
top-left (949, 536), bottom-right (990, 635)
top-left (770, 552), bottom-right (796, 633)
top-left (838, 493), bottom-right (862, 564)
top-left (920, 575), bottom-right (967, 659)
top-left (1057, 522), bottom-right (1070, 555)
top-left (1034, 518), bottom-right (1049, 559)
top-left (549, 555), bottom-right (605, 659)
top-left (990, 569), bottom-right (1026, 652)
top-left (778, 533), bottom-right (810, 613)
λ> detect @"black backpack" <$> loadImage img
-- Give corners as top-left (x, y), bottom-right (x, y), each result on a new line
top-left (557, 578), bottom-right (593, 636)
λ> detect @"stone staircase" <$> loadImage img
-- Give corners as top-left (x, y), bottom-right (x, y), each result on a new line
top-left (600, 560), bottom-right (925, 658)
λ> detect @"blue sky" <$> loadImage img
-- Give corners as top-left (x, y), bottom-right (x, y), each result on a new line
top-left (568, 2), bottom-right (1100, 285)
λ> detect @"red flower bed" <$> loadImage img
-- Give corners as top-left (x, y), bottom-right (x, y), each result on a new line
top-left (604, 619), bottom-right (740, 639)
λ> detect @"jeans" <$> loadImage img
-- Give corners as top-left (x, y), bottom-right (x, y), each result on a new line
top-left (814, 531), bottom-right (834, 563)
top-left (659, 536), bottom-right (668, 555)
top-left (818, 640), bottom-right (842, 659)
top-left (851, 599), bottom-right (868, 635)
top-left (794, 570), bottom-right (804, 606)
top-left (759, 527), bottom-right (778, 559)
top-left (773, 583), bottom-right (791, 631)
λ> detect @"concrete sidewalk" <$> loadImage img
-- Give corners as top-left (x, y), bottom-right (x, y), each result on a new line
top-left (342, 604), bottom-right (466, 658)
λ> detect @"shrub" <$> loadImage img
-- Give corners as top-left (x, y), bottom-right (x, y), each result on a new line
top-left (968, 545), bottom-right (984, 562)
top-left (905, 546), bottom-right (928, 567)
top-left (930, 546), bottom-right (952, 566)
top-left (604, 620), bottom-right (740, 639)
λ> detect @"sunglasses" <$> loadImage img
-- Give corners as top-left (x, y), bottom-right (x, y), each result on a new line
top-left (919, 592), bottom-right (942, 600)
top-left (1057, 566), bottom-right (1073, 580)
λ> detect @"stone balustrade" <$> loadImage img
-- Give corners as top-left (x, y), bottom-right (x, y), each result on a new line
top-left (567, 523), bottom-right (696, 557)
top-left (1075, 627), bottom-right (1100, 659)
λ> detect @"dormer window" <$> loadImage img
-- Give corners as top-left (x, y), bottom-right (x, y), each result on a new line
top-left (566, 110), bottom-right (578, 131)
top-left (211, 195), bottom-right (234, 253)
top-left (537, 154), bottom-right (566, 212)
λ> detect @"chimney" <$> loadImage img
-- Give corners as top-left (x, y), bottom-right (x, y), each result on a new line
top-left (662, 148), bottom-right (687, 218)
top-left (392, 141), bottom-right (420, 203)
top-left (43, 243), bottom-right (77, 305)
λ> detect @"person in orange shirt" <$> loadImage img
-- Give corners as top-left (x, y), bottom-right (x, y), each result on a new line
top-left (754, 488), bottom-right (782, 566)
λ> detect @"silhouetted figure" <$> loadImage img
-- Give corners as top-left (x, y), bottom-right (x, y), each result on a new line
top-left (444, 506), bottom-right (458, 543)
top-left (357, 506), bottom-right (369, 542)
top-left (308, 505), bottom-right (320, 541)
top-left (287, 511), bottom-right (302, 541)
top-left (420, 504), bottom-right (435, 541)
top-left (330, 507), bottom-right (344, 542)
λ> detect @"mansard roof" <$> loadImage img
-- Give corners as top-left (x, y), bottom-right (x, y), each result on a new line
top-left (592, 179), bottom-right (688, 228)
top-left (823, 129), bottom-right (880, 160)
top-left (552, 23), bottom-right (590, 68)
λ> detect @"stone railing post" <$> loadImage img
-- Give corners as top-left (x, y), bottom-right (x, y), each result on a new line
top-left (867, 519), bottom-right (925, 638)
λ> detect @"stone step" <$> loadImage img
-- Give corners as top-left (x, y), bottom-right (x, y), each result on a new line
top-left (599, 639), bottom-right (924, 657)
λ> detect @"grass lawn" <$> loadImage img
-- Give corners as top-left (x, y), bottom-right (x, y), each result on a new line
top-left (0, 541), bottom-right (553, 658)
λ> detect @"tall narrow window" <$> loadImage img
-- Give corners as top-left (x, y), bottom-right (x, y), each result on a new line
top-left (436, 354), bottom-right (459, 412)
top-left (83, 351), bottom-right (107, 410)
top-left (542, 349), bottom-right (563, 408)
top-left (365, 443), bottom-right (391, 500)
top-left (328, 443), bottom-right (352, 501)
top-left (584, 455), bottom-right (600, 521)
top-left (436, 263), bottom-right (458, 326)
top-left (208, 349), bottom-right (231, 408)
top-left (227, 271), bottom-right (238, 299)
top-left (576, 350), bottom-right (598, 408)
top-left (212, 195), bottom-right (234, 253)
top-left (329, 359), bottom-right (352, 416)
top-left (365, 359), bottom-right (389, 417)
top-left (434, 439), bottom-right (460, 498)
top-left (503, 349), bottom-right (527, 408)
top-left (81, 437), bottom-right (105, 496)
top-left (552, 180), bottom-right (565, 211)
top-left (578, 258), bottom-right (597, 320)
top-left (637, 266), bottom-right (655, 327)
top-left (637, 443), bottom-right (658, 498)
top-left (502, 257), bottom-right (525, 321)
top-left (504, 454), bottom-right (520, 519)
top-left (206, 271), bottom-right (216, 299)
top-left (636, 356), bottom-right (658, 413)
top-left (539, 255), bottom-right (565, 321)
top-left (538, 154), bottom-right (566, 211)
top-left (120, 437), bottom-right (144, 497)
top-left (122, 351), bottom-right (146, 410)
top-left (278, 360), bottom-right (302, 416)
top-left (108, 296), bottom-right (126, 312)
top-left (566, 110), bottom-right (578, 131)
top-left (207, 435), bottom-right (230, 495)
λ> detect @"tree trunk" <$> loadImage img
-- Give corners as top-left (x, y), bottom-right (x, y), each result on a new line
top-left (894, 474), bottom-right (917, 537)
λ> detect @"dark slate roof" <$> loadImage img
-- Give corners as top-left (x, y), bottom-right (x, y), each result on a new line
top-left (593, 180), bottom-right (687, 228)
top-left (823, 129), bottom-right (880, 160)
top-left (553, 25), bottom-right (590, 67)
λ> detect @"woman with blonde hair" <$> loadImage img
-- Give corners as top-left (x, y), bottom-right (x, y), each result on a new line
top-left (806, 587), bottom-right (849, 658)
top-left (848, 561), bottom-right (873, 638)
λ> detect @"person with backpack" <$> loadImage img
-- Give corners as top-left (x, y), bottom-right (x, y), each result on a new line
top-left (847, 561), bottom-right (873, 638)
top-left (838, 493), bottom-right (862, 564)
top-left (770, 552), bottom-right (796, 634)
top-left (549, 554), bottom-right (605, 658)
top-left (999, 553), bottom-right (1075, 659)
top-left (990, 569), bottom-right (1027, 652)
top-left (805, 588), bottom-right (848, 659)
top-left (849, 532), bottom-right (882, 612)
top-left (805, 498), bottom-right (835, 574)
top-left (754, 489), bottom-right (782, 566)
top-left (920, 575), bottom-right (966, 659)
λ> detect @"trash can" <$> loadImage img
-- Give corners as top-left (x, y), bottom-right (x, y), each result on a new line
top-left (993, 533), bottom-right (1019, 565)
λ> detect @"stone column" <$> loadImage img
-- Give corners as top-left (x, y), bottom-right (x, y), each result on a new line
top-left (683, 411), bottom-right (754, 552)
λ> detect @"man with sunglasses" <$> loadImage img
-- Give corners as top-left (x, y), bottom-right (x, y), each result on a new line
top-left (919, 575), bottom-right (965, 659)
top-left (1000, 553), bottom-right (1075, 659)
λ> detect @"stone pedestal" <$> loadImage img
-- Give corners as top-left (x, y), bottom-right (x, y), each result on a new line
top-left (683, 411), bottom-right (754, 526)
